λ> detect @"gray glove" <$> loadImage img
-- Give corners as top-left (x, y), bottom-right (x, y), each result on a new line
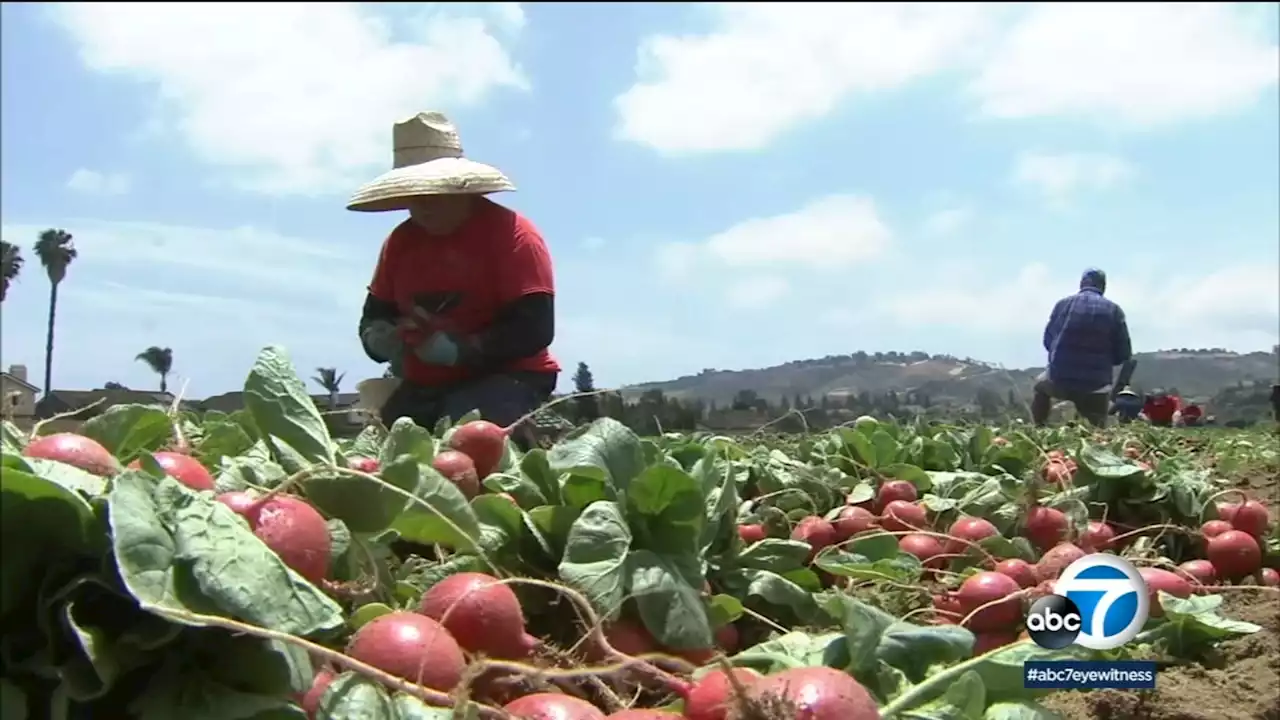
top-left (360, 320), bottom-right (403, 364)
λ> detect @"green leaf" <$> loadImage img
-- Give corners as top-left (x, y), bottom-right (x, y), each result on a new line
top-left (1143, 592), bottom-right (1262, 654)
top-left (626, 465), bottom-right (704, 556)
top-left (548, 418), bottom-right (646, 494)
top-left (318, 673), bottom-right (455, 719)
top-left (107, 471), bottom-right (344, 637)
top-left (389, 462), bottom-right (483, 553)
top-left (242, 345), bottom-right (334, 466)
top-left (129, 661), bottom-right (306, 720)
top-left (557, 501), bottom-right (632, 619)
top-left (628, 549), bottom-right (712, 649)
top-left (737, 539), bottom-right (812, 572)
top-left (215, 455), bottom-right (288, 493)
top-left (899, 669), bottom-right (986, 719)
top-left (519, 448), bottom-right (561, 504)
top-left (881, 463), bottom-right (933, 491)
top-left (718, 569), bottom-right (819, 623)
top-left (984, 701), bottom-right (1064, 719)
top-left (350, 603), bottom-right (394, 630)
top-left (79, 404), bottom-right (173, 463)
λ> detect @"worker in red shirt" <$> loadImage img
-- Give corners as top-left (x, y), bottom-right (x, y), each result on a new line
top-left (348, 112), bottom-right (560, 447)
top-left (1142, 389), bottom-right (1180, 427)
top-left (1179, 403), bottom-right (1204, 427)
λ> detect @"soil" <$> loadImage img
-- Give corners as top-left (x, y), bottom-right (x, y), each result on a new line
top-left (1040, 461), bottom-right (1280, 720)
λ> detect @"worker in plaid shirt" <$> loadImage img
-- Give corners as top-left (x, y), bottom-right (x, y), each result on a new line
top-left (1032, 268), bottom-right (1134, 427)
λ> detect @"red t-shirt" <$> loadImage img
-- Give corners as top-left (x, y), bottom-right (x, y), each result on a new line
top-left (1181, 405), bottom-right (1203, 421)
top-left (1143, 396), bottom-right (1180, 423)
top-left (367, 199), bottom-right (560, 386)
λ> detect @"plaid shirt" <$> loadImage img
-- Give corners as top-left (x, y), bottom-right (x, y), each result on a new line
top-left (1043, 288), bottom-right (1133, 394)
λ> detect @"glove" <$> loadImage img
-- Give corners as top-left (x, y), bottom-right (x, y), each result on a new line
top-left (410, 331), bottom-right (461, 366)
top-left (361, 320), bottom-right (403, 363)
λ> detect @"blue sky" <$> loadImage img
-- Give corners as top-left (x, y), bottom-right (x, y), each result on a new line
top-left (2, 2), bottom-right (1278, 399)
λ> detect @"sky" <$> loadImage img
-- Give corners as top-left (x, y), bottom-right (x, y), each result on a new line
top-left (1, 2), bottom-right (1278, 399)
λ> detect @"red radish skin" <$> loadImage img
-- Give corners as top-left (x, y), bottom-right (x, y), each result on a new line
top-left (791, 516), bottom-right (838, 561)
top-left (1207, 530), bottom-right (1263, 580)
top-left (973, 630), bottom-right (1020, 655)
top-left (874, 480), bottom-right (918, 513)
top-left (589, 621), bottom-right (657, 661)
top-left (1042, 461), bottom-right (1072, 485)
top-left (23, 433), bottom-right (121, 477)
top-left (347, 456), bottom-right (380, 473)
top-left (431, 450), bottom-right (480, 498)
top-left (674, 622), bottom-right (742, 665)
top-left (1036, 543), bottom-right (1087, 582)
top-left (218, 492), bottom-right (331, 584)
top-left (1225, 500), bottom-right (1271, 539)
top-left (933, 593), bottom-right (963, 622)
top-left (1023, 506), bottom-right (1069, 552)
top-left (1138, 568), bottom-right (1193, 617)
top-left (1178, 560), bottom-right (1217, 590)
top-left (955, 571), bottom-right (1022, 633)
top-left (1259, 568), bottom-right (1279, 587)
top-left (995, 558), bottom-right (1038, 588)
top-left (448, 420), bottom-right (510, 479)
top-left (345, 611), bottom-right (465, 690)
top-left (946, 516), bottom-right (999, 555)
top-left (1080, 521), bottom-right (1116, 552)
top-left (1201, 520), bottom-right (1233, 540)
top-left (605, 711), bottom-right (681, 719)
top-left (417, 572), bottom-right (539, 659)
top-left (715, 623), bottom-right (740, 655)
top-left (880, 500), bottom-right (927, 533)
top-left (299, 668), bottom-right (334, 719)
top-left (744, 666), bottom-right (880, 720)
top-left (128, 451), bottom-right (215, 491)
top-left (899, 534), bottom-right (946, 571)
top-left (503, 693), bottom-right (607, 720)
top-left (738, 524), bottom-right (766, 544)
top-left (1216, 502), bottom-right (1240, 525)
top-left (833, 506), bottom-right (878, 541)
top-left (682, 668), bottom-right (762, 720)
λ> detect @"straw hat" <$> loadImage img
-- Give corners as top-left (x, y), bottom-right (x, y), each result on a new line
top-left (347, 111), bottom-right (515, 212)
top-left (1117, 386), bottom-right (1138, 397)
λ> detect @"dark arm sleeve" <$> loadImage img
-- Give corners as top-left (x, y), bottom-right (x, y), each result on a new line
top-left (1043, 299), bottom-right (1066, 352)
top-left (359, 294), bottom-right (401, 363)
top-left (1111, 307), bottom-right (1133, 365)
top-left (459, 292), bottom-right (554, 370)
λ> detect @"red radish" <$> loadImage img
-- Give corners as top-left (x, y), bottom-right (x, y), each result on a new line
top-left (1216, 502), bottom-right (1240, 524)
top-left (832, 506), bottom-right (877, 541)
top-left (217, 491), bottom-right (331, 584)
top-left (431, 450), bottom-right (480, 498)
top-left (1201, 520), bottom-right (1233, 540)
top-left (299, 668), bottom-right (334, 719)
top-left (791, 516), bottom-right (838, 561)
top-left (874, 480), bottom-right (918, 513)
top-left (1036, 543), bottom-right (1086, 582)
top-left (1041, 461), bottom-right (1072, 485)
top-left (945, 516), bottom-right (998, 555)
top-left (503, 693), bottom-right (607, 720)
top-left (973, 630), bottom-right (1020, 655)
top-left (347, 456), bottom-right (380, 473)
top-left (1138, 568), bottom-right (1193, 617)
top-left (743, 666), bottom-right (879, 720)
top-left (714, 623), bottom-right (740, 655)
top-left (589, 621), bottom-right (657, 661)
top-left (1023, 506), bottom-right (1069, 551)
top-left (738, 524), bottom-right (766, 544)
top-left (681, 667), bottom-right (761, 720)
top-left (1123, 446), bottom-right (1141, 459)
top-left (1046, 450), bottom-right (1065, 462)
top-left (932, 593), bottom-right (963, 622)
top-left (1080, 521), bottom-right (1116, 552)
top-left (23, 433), bottom-right (120, 477)
top-left (1259, 568), bottom-right (1279, 587)
top-left (880, 500), bottom-right (927, 533)
top-left (898, 534), bottom-right (946, 571)
top-left (1178, 560), bottom-right (1217, 589)
top-left (605, 711), bottom-right (681, 719)
top-left (345, 611), bottom-right (465, 689)
top-left (128, 451), bottom-right (215, 491)
top-left (1207, 530), bottom-right (1262, 580)
top-left (418, 572), bottom-right (539, 659)
top-left (448, 420), bottom-right (512, 479)
top-left (955, 571), bottom-right (1022, 632)
top-left (1224, 500), bottom-right (1271, 539)
top-left (995, 558), bottom-right (1038, 588)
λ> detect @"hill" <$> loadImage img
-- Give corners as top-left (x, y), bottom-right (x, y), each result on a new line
top-left (622, 348), bottom-right (1279, 406)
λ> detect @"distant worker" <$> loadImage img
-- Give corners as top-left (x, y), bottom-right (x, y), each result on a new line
top-left (1272, 384), bottom-right (1280, 422)
top-left (1110, 387), bottom-right (1142, 424)
top-left (1143, 389), bottom-right (1180, 428)
top-left (1180, 402), bottom-right (1204, 427)
top-left (1032, 268), bottom-right (1133, 428)
top-left (350, 112), bottom-right (560, 445)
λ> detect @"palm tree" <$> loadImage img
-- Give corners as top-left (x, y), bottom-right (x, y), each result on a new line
top-left (312, 367), bottom-right (345, 408)
top-left (34, 229), bottom-right (77, 395)
top-left (136, 346), bottom-right (174, 393)
top-left (1, 240), bottom-right (23, 302)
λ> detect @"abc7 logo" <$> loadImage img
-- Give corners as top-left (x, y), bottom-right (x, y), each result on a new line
top-left (1026, 595), bottom-right (1084, 649)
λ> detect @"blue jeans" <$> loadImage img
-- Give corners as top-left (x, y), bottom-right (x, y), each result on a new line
top-left (379, 371), bottom-right (557, 450)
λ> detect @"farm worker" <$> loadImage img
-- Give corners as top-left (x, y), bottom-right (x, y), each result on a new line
top-left (1180, 403), bottom-right (1204, 427)
top-left (1271, 384), bottom-right (1280, 422)
top-left (349, 112), bottom-right (560, 443)
top-left (1110, 387), bottom-right (1142, 424)
top-left (1031, 268), bottom-right (1133, 428)
top-left (1142, 389), bottom-right (1180, 427)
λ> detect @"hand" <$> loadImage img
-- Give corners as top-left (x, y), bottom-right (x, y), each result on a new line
top-left (361, 320), bottom-right (403, 362)
top-left (410, 331), bottom-right (461, 366)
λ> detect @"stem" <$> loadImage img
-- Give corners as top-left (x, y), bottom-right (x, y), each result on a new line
top-left (1109, 523), bottom-right (1195, 546)
top-left (1199, 489), bottom-right (1251, 523)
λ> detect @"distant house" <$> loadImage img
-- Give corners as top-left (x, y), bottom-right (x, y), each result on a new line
top-left (195, 390), bottom-right (368, 436)
top-left (36, 388), bottom-right (179, 420)
top-left (1, 364), bottom-right (40, 428)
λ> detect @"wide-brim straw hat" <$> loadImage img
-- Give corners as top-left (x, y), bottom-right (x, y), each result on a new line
top-left (1117, 387), bottom-right (1138, 397)
top-left (347, 111), bottom-right (515, 212)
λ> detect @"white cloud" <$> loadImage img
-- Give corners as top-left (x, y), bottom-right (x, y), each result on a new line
top-left (1013, 152), bottom-right (1136, 206)
top-left (922, 206), bottom-right (972, 236)
top-left (615, 3), bottom-right (996, 153)
top-left (724, 275), bottom-right (790, 309)
top-left (51, 3), bottom-right (527, 196)
top-left (66, 168), bottom-right (131, 196)
top-left (881, 261), bottom-right (1280, 352)
top-left (616, 4), bottom-right (1278, 153)
top-left (969, 3), bottom-right (1280, 126)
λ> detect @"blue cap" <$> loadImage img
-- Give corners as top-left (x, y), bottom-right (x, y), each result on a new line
top-left (1081, 268), bottom-right (1107, 291)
